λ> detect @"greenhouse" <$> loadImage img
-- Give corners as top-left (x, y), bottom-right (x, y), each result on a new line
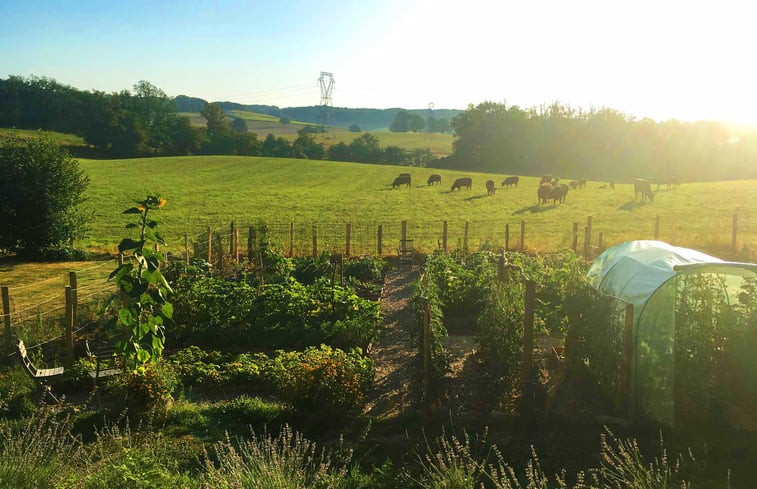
top-left (588, 240), bottom-right (757, 428)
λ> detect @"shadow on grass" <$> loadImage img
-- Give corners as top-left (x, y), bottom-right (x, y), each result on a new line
top-left (463, 193), bottom-right (494, 202)
top-left (513, 204), bottom-right (555, 215)
top-left (618, 199), bottom-right (652, 211)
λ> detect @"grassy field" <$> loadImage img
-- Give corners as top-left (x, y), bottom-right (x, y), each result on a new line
top-left (0, 127), bottom-right (86, 147)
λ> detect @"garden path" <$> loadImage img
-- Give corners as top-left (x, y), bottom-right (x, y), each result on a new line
top-left (364, 265), bottom-right (420, 419)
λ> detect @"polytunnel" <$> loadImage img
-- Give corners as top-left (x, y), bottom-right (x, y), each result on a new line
top-left (587, 240), bottom-right (757, 428)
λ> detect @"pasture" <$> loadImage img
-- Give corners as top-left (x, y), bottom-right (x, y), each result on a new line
top-left (0, 127), bottom-right (86, 147)
top-left (74, 155), bottom-right (756, 258)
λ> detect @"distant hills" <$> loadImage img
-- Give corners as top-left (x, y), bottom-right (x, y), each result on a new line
top-left (173, 95), bottom-right (461, 130)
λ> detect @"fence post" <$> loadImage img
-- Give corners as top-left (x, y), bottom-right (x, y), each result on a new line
top-left (313, 227), bottom-right (318, 257)
top-left (520, 220), bottom-right (525, 251)
top-left (207, 226), bottom-right (212, 264)
top-left (345, 223), bottom-right (352, 257)
top-left (64, 286), bottom-right (74, 368)
top-left (289, 222), bottom-right (294, 257)
top-left (235, 229), bottom-right (240, 263)
top-left (505, 223), bottom-right (510, 252)
top-left (621, 302), bottom-right (634, 416)
top-left (423, 298), bottom-right (431, 417)
top-left (442, 221), bottom-right (448, 253)
top-left (401, 219), bottom-right (408, 247)
top-left (521, 279), bottom-right (536, 405)
top-left (654, 216), bottom-right (660, 241)
top-left (572, 222), bottom-right (578, 252)
top-left (463, 221), bottom-right (469, 255)
top-left (248, 227), bottom-right (255, 262)
top-left (377, 224), bottom-right (383, 256)
top-left (586, 216), bottom-right (593, 256)
top-left (118, 252), bottom-right (124, 266)
top-left (68, 271), bottom-right (77, 335)
top-left (229, 221), bottom-right (235, 255)
top-left (732, 213), bottom-right (738, 252)
top-left (584, 226), bottom-right (591, 259)
top-left (497, 250), bottom-right (507, 282)
top-left (2, 286), bottom-right (11, 354)
top-left (184, 233), bottom-right (190, 265)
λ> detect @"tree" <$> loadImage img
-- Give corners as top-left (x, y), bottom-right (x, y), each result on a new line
top-left (408, 113), bottom-right (426, 133)
top-left (349, 133), bottom-right (382, 163)
top-left (261, 133), bottom-right (292, 157)
top-left (383, 146), bottom-right (407, 165)
top-left (201, 102), bottom-right (231, 138)
top-left (389, 110), bottom-right (410, 132)
top-left (327, 142), bottom-right (352, 162)
top-left (0, 134), bottom-right (90, 256)
top-left (232, 117), bottom-right (248, 133)
top-left (349, 124), bottom-right (361, 132)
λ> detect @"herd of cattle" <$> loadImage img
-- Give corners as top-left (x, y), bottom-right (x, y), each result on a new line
top-left (390, 172), bottom-right (679, 205)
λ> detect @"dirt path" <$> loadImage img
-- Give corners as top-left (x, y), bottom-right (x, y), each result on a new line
top-left (365, 266), bottom-right (420, 420)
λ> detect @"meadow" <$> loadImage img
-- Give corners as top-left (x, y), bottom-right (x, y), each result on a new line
top-left (75, 155), bottom-right (756, 257)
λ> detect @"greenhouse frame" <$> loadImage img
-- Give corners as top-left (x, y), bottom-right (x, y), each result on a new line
top-left (588, 240), bottom-right (757, 428)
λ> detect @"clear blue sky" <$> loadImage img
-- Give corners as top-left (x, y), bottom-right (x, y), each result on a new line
top-left (2, 0), bottom-right (756, 123)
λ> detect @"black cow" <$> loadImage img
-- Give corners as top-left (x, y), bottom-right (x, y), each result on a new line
top-left (550, 183), bottom-right (569, 204)
top-left (486, 180), bottom-right (496, 195)
top-left (427, 174), bottom-right (442, 185)
top-left (501, 176), bottom-right (519, 188)
top-left (392, 175), bottom-right (411, 188)
top-left (577, 178), bottom-right (587, 189)
top-left (538, 182), bottom-right (552, 205)
top-left (634, 179), bottom-right (654, 201)
top-left (540, 174), bottom-right (553, 185)
top-left (451, 177), bottom-right (472, 191)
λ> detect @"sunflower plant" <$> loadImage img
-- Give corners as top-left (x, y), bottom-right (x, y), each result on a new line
top-left (108, 196), bottom-right (173, 371)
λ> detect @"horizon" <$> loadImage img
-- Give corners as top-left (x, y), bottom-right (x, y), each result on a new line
top-left (2, 0), bottom-right (757, 125)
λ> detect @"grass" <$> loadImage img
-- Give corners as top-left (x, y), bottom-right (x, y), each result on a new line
top-left (0, 127), bottom-right (86, 147)
top-left (74, 155), bottom-right (756, 258)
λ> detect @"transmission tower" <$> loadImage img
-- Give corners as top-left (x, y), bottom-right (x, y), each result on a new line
top-left (318, 72), bottom-right (335, 126)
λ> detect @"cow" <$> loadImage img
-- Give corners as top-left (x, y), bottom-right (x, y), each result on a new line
top-left (569, 181), bottom-right (578, 189)
top-left (501, 176), bottom-right (519, 188)
top-left (648, 177), bottom-right (666, 190)
top-left (392, 175), bottom-right (411, 188)
top-left (538, 182), bottom-right (552, 205)
top-left (486, 180), bottom-right (496, 195)
top-left (550, 183), bottom-right (569, 204)
top-left (634, 179), bottom-right (654, 201)
top-left (577, 178), bottom-right (587, 189)
top-left (540, 174), bottom-right (553, 185)
top-left (427, 174), bottom-right (442, 186)
top-left (451, 177), bottom-right (472, 191)
top-left (609, 181), bottom-right (615, 189)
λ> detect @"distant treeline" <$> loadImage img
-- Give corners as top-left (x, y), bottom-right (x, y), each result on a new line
top-left (0, 76), bottom-right (435, 166)
top-left (174, 95), bottom-right (460, 131)
top-left (438, 101), bottom-right (757, 181)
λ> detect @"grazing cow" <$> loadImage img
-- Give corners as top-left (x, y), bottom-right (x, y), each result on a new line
top-left (427, 174), bottom-right (442, 186)
top-left (569, 181), bottom-right (578, 189)
top-left (538, 182), bottom-right (552, 205)
top-left (550, 183), bottom-right (569, 204)
top-left (398, 172), bottom-right (411, 178)
top-left (501, 176), bottom-right (519, 188)
top-left (609, 181), bottom-right (615, 189)
top-left (451, 177), bottom-right (472, 191)
top-left (577, 178), bottom-right (587, 189)
top-left (392, 175), bottom-right (411, 188)
top-left (634, 179), bottom-right (654, 201)
top-left (540, 174), bottom-right (553, 185)
top-left (486, 180), bottom-right (496, 195)
top-left (599, 185), bottom-right (607, 189)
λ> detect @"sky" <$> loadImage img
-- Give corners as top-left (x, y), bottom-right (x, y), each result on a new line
top-left (2, 0), bottom-right (756, 123)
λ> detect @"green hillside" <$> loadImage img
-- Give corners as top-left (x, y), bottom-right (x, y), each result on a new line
top-left (0, 127), bottom-right (86, 147)
top-left (78, 156), bottom-right (756, 258)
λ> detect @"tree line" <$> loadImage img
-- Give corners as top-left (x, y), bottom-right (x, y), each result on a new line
top-left (440, 101), bottom-right (757, 181)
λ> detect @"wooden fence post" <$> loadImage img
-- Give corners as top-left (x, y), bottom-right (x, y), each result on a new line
top-left (572, 222), bottom-right (578, 252)
top-left (207, 226), bottom-right (212, 264)
top-left (520, 220), bottom-right (525, 251)
top-left (423, 298), bottom-right (431, 416)
top-left (2, 286), bottom-right (11, 354)
top-left (732, 213), bottom-right (738, 251)
top-left (586, 216), bottom-right (593, 256)
top-left (289, 222), bottom-right (294, 257)
top-left (235, 229), bottom-right (240, 263)
top-left (69, 271), bottom-right (77, 333)
top-left (584, 226), bottom-right (591, 259)
top-left (248, 227), bottom-right (255, 262)
top-left (497, 250), bottom-right (507, 282)
top-left (184, 233), bottom-right (190, 265)
top-left (505, 223), bottom-right (510, 252)
top-left (377, 224), bottom-right (383, 256)
top-left (401, 219), bottom-right (408, 246)
top-left (313, 227), bottom-right (318, 257)
top-left (229, 221), bottom-right (235, 255)
top-left (118, 252), bottom-right (124, 266)
top-left (463, 221), bottom-right (469, 255)
top-left (345, 223), bottom-right (352, 256)
top-left (442, 221), bottom-right (448, 252)
top-left (621, 302), bottom-right (634, 416)
top-left (654, 216), bottom-right (660, 241)
top-left (64, 286), bottom-right (74, 368)
top-left (521, 279), bottom-right (536, 404)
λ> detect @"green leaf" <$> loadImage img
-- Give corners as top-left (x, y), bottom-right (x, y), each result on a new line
top-left (147, 220), bottom-right (159, 228)
top-left (123, 207), bottom-right (142, 214)
top-left (154, 232), bottom-right (167, 246)
top-left (125, 223), bottom-right (139, 229)
top-left (118, 238), bottom-right (144, 253)
top-left (136, 349), bottom-right (150, 363)
top-left (161, 303), bottom-right (173, 319)
top-left (118, 308), bottom-right (135, 327)
top-left (152, 335), bottom-right (164, 351)
top-left (109, 263), bottom-right (133, 280)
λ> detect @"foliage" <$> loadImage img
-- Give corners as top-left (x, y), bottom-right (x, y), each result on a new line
top-left (202, 425), bottom-right (352, 488)
top-left (0, 133), bottom-right (90, 256)
top-left (349, 124), bottom-right (361, 132)
top-left (416, 255), bottom-right (451, 403)
top-left (108, 195), bottom-right (173, 370)
top-left (0, 368), bottom-right (35, 418)
top-left (113, 361), bottom-right (178, 413)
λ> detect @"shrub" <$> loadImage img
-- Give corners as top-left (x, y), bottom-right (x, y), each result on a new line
top-left (0, 368), bottom-right (36, 418)
top-left (0, 133), bottom-right (90, 257)
top-left (108, 361), bottom-right (178, 414)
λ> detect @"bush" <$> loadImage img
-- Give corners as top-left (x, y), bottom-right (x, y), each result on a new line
top-left (0, 368), bottom-right (36, 418)
top-left (0, 133), bottom-right (90, 257)
top-left (108, 361), bottom-right (178, 414)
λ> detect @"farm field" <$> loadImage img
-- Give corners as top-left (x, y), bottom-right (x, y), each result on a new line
top-left (0, 127), bottom-right (86, 147)
top-left (74, 155), bottom-right (757, 258)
